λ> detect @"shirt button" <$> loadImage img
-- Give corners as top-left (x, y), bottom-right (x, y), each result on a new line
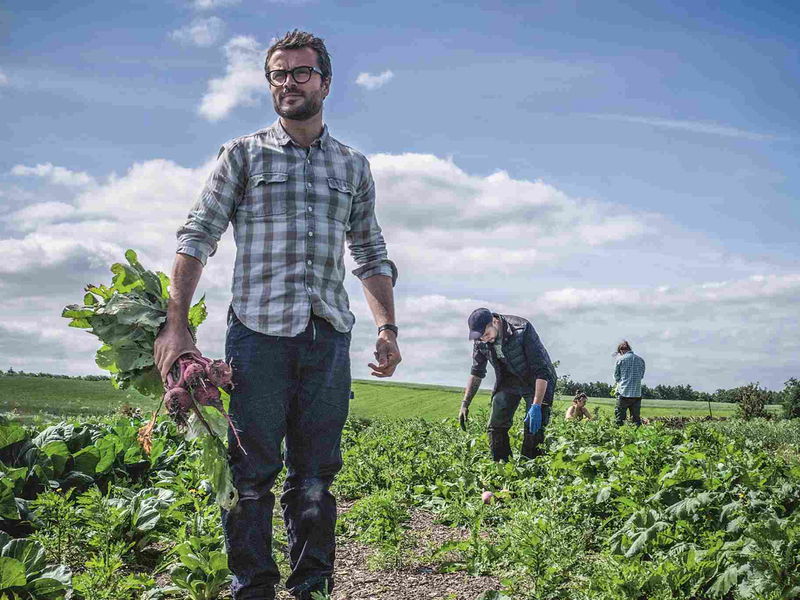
top-left (307, 259), bottom-right (312, 266)
top-left (307, 206), bottom-right (313, 212)
top-left (307, 286), bottom-right (312, 293)
top-left (308, 231), bottom-right (314, 237)
top-left (306, 182), bottom-right (312, 189)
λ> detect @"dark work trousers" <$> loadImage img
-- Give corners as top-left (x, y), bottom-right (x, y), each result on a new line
top-left (487, 387), bottom-right (552, 461)
top-left (222, 308), bottom-right (351, 600)
top-left (615, 396), bottom-right (642, 426)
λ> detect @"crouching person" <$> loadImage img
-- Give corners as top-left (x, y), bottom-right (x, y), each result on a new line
top-left (565, 391), bottom-right (593, 421)
top-left (458, 308), bottom-right (557, 461)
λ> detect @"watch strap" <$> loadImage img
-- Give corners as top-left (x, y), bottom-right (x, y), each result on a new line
top-left (377, 323), bottom-right (399, 337)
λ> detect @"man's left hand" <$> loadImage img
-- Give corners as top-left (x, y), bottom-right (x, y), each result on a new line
top-left (368, 332), bottom-right (401, 378)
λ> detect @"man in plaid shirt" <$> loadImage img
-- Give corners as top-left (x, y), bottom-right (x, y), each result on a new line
top-left (154, 30), bottom-right (400, 600)
top-left (614, 340), bottom-right (646, 426)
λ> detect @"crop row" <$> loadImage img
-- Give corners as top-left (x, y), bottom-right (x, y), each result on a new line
top-left (0, 412), bottom-right (798, 599)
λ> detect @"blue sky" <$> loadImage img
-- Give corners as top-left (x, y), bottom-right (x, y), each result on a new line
top-left (1, 0), bottom-right (798, 392)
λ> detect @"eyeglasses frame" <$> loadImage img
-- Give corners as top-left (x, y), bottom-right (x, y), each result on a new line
top-left (266, 65), bottom-right (325, 87)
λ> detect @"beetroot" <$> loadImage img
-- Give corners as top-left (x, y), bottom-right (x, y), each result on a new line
top-left (194, 383), bottom-right (222, 408)
top-left (157, 352), bottom-right (246, 456)
top-left (206, 360), bottom-right (233, 388)
top-left (165, 386), bottom-right (192, 411)
top-left (164, 386), bottom-right (192, 427)
top-left (181, 360), bottom-right (206, 387)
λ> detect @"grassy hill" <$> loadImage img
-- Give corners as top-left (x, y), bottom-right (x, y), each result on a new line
top-left (348, 379), bottom-right (776, 420)
top-left (0, 375), bottom-right (779, 424)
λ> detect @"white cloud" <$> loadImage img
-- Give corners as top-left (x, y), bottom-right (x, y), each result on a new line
top-left (0, 158), bottom-right (222, 278)
top-left (0, 151), bottom-right (797, 391)
top-left (344, 272), bottom-right (800, 392)
top-left (586, 114), bottom-right (781, 141)
top-left (355, 70), bottom-right (394, 90)
top-left (538, 275), bottom-right (800, 313)
top-left (365, 153), bottom-right (652, 278)
top-left (4, 202), bottom-right (77, 232)
top-left (11, 163), bottom-right (95, 187)
top-left (198, 36), bottom-right (265, 121)
top-left (170, 17), bottom-right (225, 47)
top-left (192, 0), bottom-right (240, 9)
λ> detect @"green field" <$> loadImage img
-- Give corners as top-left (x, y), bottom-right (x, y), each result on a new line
top-left (0, 375), bottom-right (779, 423)
top-left (1, 400), bottom-right (797, 599)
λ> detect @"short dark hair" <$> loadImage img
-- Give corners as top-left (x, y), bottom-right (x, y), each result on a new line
top-left (617, 340), bottom-right (632, 355)
top-left (264, 30), bottom-right (332, 81)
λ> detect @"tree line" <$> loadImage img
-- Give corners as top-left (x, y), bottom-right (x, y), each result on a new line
top-left (556, 376), bottom-right (786, 405)
top-left (1, 368), bottom-right (110, 381)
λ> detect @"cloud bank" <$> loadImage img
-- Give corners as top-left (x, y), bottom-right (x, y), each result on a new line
top-left (2, 152), bottom-right (797, 391)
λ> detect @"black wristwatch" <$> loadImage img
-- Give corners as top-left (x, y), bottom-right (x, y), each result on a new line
top-left (377, 323), bottom-right (399, 337)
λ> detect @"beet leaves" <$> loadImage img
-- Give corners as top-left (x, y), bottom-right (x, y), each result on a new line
top-left (63, 249), bottom-right (241, 509)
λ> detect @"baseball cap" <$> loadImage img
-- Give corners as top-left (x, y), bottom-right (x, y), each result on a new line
top-left (468, 308), bottom-right (493, 340)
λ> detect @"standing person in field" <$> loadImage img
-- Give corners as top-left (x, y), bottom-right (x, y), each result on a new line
top-left (458, 308), bottom-right (557, 461)
top-left (153, 30), bottom-right (400, 600)
top-left (614, 340), bottom-right (645, 426)
top-left (565, 391), bottom-right (592, 421)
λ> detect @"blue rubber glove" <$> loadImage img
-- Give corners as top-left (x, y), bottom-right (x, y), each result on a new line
top-left (524, 403), bottom-right (542, 435)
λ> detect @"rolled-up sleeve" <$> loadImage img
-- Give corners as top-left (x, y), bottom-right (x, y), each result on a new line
top-left (348, 160), bottom-right (398, 285)
top-left (176, 142), bottom-right (246, 265)
top-left (471, 343), bottom-right (488, 379)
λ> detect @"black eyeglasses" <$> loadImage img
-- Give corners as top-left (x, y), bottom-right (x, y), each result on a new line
top-left (266, 66), bottom-right (324, 86)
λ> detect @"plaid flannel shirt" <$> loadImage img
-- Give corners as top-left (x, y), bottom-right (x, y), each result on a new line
top-left (176, 120), bottom-right (397, 336)
top-left (614, 352), bottom-right (646, 398)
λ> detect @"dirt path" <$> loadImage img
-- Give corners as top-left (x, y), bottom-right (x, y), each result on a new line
top-left (275, 508), bottom-right (502, 600)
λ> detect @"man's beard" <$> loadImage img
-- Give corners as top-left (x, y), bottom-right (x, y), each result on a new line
top-left (273, 91), bottom-right (323, 121)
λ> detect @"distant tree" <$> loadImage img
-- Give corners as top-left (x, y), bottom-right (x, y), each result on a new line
top-left (783, 378), bottom-right (800, 419)
top-left (736, 383), bottom-right (769, 420)
top-left (653, 384), bottom-right (674, 399)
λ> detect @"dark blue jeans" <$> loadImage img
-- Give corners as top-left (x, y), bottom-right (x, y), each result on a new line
top-left (615, 396), bottom-right (642, 426)
top-left (222, 308), bottom-right (351, 599)
top-left (488, 386), bottom-right (553, 461)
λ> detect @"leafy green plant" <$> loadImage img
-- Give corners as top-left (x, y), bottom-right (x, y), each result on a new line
top-left (168, 535), bottom-right (230, 600)
top-left (28, 490), bottom-right (84, 568)
top-left (0, 532), bottom-right (71, 599)
top-left (337, 490), bottom-right (413, 569)
top-left (72, 539), bottom-right (153, 600)
top-left (338, 490), bottom-right (409, 545)
top-left (432, 504), bottom-right (504, 576)
top-left (106, 487), bottom-right (174, 553)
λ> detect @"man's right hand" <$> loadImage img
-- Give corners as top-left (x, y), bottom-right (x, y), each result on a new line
top-left (459, 403), bottom-right (469, 431)
top-left (154, 322), bottom-right (200, 382)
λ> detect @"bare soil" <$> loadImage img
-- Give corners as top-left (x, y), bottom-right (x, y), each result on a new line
top-left (274, 506), bottom-right (502, 600)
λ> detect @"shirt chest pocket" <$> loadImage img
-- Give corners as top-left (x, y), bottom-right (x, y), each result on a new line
top-left (240, 172), bottom-right (290, 219)
top-left (326, 177), bottom-right (354, 225)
